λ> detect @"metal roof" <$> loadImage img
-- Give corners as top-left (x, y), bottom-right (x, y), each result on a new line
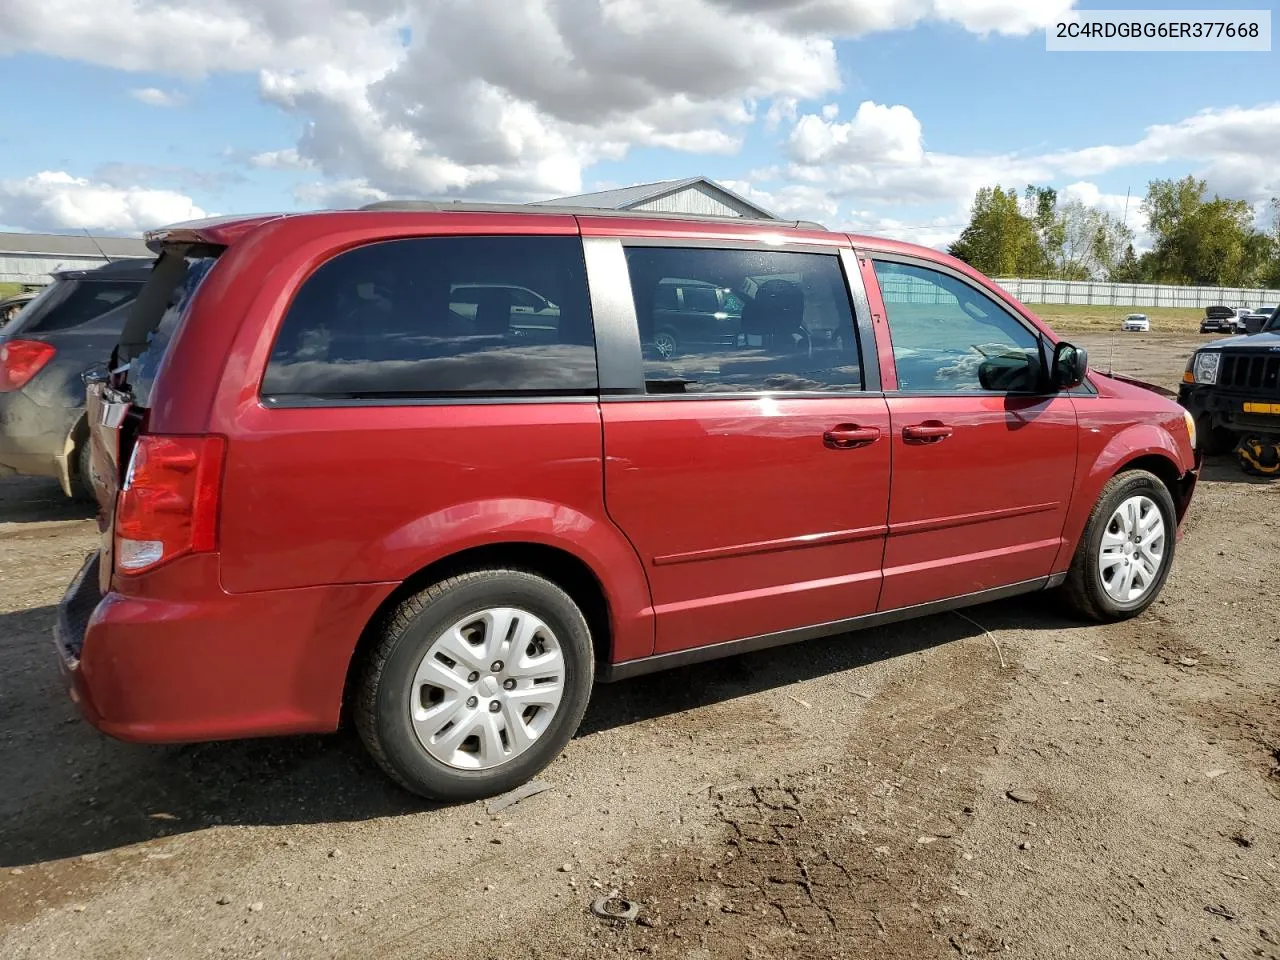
top-left (531, 176), bottom-right (777, 219)
top-left (0, 231), bottom-right (152, 258)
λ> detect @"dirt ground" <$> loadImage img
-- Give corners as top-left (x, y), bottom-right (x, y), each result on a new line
top-left (2, 333), bottom-right (1277, 960)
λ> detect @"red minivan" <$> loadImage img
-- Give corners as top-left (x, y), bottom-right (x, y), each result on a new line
top-left (54, 203), bottom-right (1198, 800)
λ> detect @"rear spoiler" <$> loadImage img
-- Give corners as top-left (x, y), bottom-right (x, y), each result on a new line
top-left (144, 213), bottom-right (288, 253)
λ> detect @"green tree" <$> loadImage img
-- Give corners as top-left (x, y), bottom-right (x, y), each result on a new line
top-left (1140, 176), bottom-right (1268, 285)
top-left (952, 184), bottom-right (1134, 280)
top-left (1264, 197), bottom-right (1280, 288)
top-left (1109, 243), bottom-right (1141, 282)
top-left (1052, 198), bottom-right (1133, 280)
top-left (948, 186), bottom-right (1048, 277)
top-left (1025, 185), bottom-right (1064, 271)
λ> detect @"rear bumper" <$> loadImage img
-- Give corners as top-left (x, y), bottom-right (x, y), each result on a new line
top-left (54, 552), bottom-right (394, 743)
top-left (53, 551), bottom-right (108, 727)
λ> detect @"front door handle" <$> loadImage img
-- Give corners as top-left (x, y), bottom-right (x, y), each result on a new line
top-left (823, 424), bottom-right (881, 449)
top-left (902, 421), bottom-right (953, 444)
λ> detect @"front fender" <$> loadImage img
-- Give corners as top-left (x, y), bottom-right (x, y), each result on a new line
top-left (1054, 422), bottom-right (1190, 573)
top-left (349, 497), bottom-right (655, 663)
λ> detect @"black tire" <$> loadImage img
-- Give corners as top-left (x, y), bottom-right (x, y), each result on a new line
top-left (355, 568), bottom-right (594, 801)
top-left (1061, 469), bottom-right (1176, 623)
top-left (71, 439), bottom-right (96, 503)
top-left (1197, 421), bottom-right (1237, 456)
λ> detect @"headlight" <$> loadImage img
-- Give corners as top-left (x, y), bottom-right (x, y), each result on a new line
top-left (1183, 409), bottom-right (1196, 450)
top-left (1192, 351), bottom-right (1220, 385)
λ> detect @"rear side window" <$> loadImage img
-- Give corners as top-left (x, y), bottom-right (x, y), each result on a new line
top-left (12, 279), bottom-right (142, 334)
top-left (263, 236), bottom-right (596, 401)
top-left (624, 247), bottom-right (861, 394)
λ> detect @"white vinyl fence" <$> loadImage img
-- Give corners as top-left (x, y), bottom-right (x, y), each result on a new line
top-left (992, 278), bottom-right (1280, 311)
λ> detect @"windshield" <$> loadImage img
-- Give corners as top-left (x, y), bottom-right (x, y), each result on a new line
top-left (1264, 307), bottom-right (1280, 333)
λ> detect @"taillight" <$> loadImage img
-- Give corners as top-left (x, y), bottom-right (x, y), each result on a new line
top-left (0, 339), bottom-right (56, 391)
top-left (115, 435), bottom-right (226, 574)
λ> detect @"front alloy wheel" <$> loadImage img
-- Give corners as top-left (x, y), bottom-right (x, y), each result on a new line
top-left (1097, 495), bottom-right (1165, 604)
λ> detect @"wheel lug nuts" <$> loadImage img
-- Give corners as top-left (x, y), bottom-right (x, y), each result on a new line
top-left (490, 660), bottom-right (504, 672)
top-left (488, 700), bottom-right (501, 713)
top-left (467, 671), bottom-right (480, 683)
top-left (466, 695), bottom-right (478, 708)
top-left (503, 678), bottom-right (516, 690)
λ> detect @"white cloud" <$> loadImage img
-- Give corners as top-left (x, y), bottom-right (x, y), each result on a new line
top-left (1044, 104), bottom-right (1280, 201)
top-left (0, 0), bottom-right (1078, 203)
top-left (0, 0), bottom-right (405, 77)
top-left (764, 97), bottom-right (798, 132)
top-left (248, 148), bottom-right (313, 170)
top-left (702, 0), bottom-right (1074, 36)
top-left (1060, 181), bottom-right (1134, 221)
top-left (720, 179), bottom-right (842, 222)
top-left (790, 100), bottom-right (924, 165)
top-left (293, 178), bottom-right (389, 208)
top-left (765, 100), bottom-right (1280, 245)
top-left (130, 87), bottom-right (186, 107)
top-left (3, 0), bottom-right (1274, 248)
top-left (0, 171), bottom-right (206, 233)
top-left (843, 209), bottom-right (969, 250)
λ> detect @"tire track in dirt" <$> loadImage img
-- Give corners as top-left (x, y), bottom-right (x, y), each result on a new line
top-left (534, 638), bottom-right (1015, 960)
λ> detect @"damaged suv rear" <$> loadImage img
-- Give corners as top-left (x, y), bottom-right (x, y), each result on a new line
top-left (0, 258), bottom-right (152, 498)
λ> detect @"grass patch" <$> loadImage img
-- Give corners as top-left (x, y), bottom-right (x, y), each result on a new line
top-left (1024, 303), bottom-right (1206, 334)
top-left (0, 283), bottom-right (25, 299)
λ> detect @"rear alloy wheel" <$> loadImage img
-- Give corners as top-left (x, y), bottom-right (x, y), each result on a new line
top-left (410, 607), bottom-right (566, 770)
top-left (1062, 470), bottom-right (1176, 622)
top-left (356, 568), bottom-right (593, 801)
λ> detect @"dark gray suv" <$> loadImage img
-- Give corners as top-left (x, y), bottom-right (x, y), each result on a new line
top-left (0, 258), bottom-right (153, 498)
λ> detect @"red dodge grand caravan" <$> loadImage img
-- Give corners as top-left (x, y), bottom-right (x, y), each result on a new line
top-left (55, 203), bottom-right (1198, 800)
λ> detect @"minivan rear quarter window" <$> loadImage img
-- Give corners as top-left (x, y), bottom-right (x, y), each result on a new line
top-left (262, 236), bottom-right (596, 401)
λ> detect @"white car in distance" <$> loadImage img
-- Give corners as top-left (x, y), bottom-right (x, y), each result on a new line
top-left (1121, 312), bottom-right (1151, 332)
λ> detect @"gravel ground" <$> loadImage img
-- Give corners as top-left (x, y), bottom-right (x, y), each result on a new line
top-left (1, 333), bottom-right (1277, 959)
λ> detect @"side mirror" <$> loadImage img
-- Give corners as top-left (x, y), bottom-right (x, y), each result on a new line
top-left (1052, 341), bottom-right (1088, 390)
top-left (978, 351), bottom-right (1040, 392)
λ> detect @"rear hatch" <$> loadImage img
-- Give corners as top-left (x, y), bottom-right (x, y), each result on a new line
top-left (85, 249), bottom-right (221, 591)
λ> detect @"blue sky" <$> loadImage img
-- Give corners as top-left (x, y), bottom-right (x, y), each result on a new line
top-left (0, 0), bottom-right (1275, 247)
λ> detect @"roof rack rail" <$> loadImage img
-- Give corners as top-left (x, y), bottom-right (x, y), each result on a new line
top-left (356, 200), bottom-right (827, 231)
